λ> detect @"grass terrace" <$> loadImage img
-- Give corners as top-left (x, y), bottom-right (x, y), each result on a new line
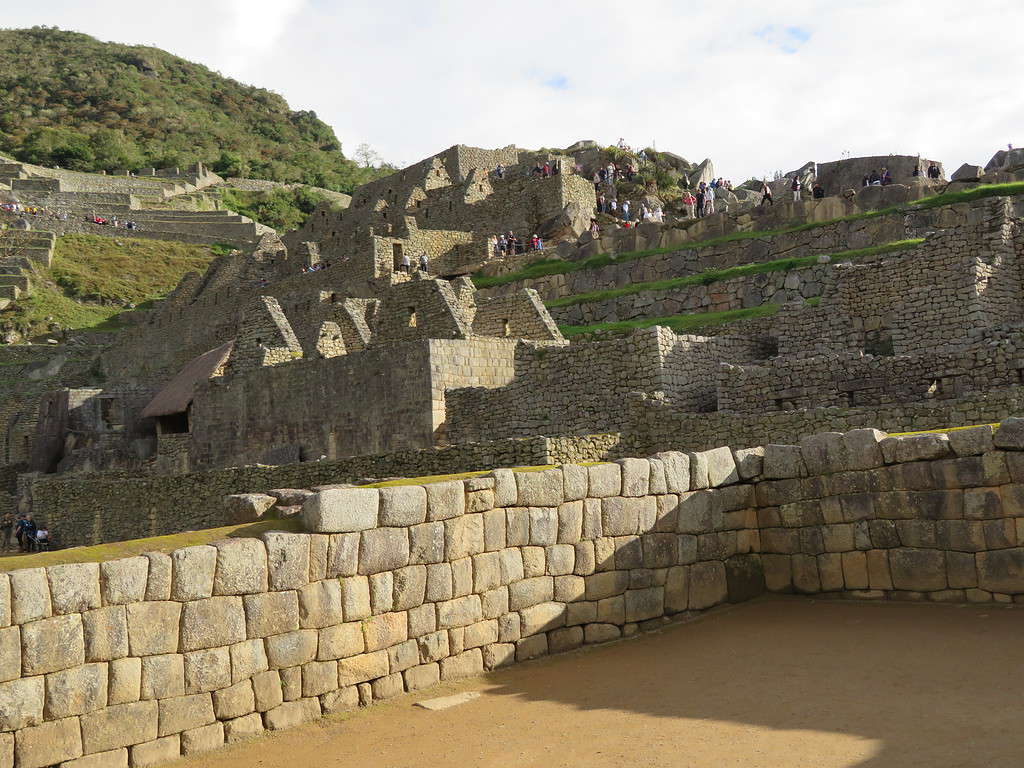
top-left (475, 181), bottom-right (1024, 290)
top-left (559, 304), bottom-right (782, 338)
top-left (546, 239), bottom-right (923, 309)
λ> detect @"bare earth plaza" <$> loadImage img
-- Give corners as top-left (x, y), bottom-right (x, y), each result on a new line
top-left (0, 11), bottom-right (1022, 768)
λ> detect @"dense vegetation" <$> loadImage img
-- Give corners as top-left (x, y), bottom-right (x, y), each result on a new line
top-left (219, 187), bottom-right (336, 232)
top-left (0, 27), bottom-right (389, 192)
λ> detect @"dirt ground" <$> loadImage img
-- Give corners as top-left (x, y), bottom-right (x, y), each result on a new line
top-left (181, 597), bottom-right (1024, 768)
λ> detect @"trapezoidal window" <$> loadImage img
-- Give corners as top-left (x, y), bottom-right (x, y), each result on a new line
top-left (157, 411), bottom-right (190, 435)
top-left (408, 307), bottom-right (417, 327)
top-left (393, 243), bottom-right (404, 270)
top-left (99, 398), bottom-right (125, 432)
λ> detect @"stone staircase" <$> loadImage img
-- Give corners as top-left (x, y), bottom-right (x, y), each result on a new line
top-left (0, 230), bottom-right (55, 308)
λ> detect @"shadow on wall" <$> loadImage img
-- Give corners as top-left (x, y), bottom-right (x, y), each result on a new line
top-left (473, 597), bottom-right (1024, 768)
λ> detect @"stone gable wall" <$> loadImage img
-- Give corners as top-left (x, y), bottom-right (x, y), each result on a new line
top-left (3, 421), bottom-right (1024, 766)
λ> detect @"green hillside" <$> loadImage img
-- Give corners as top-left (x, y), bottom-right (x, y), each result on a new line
top-left (0, 26), bottom-right (387, 192)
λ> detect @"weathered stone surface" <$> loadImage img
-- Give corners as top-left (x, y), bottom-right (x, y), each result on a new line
top-left (762, 445), bottom-right (805, 479)
top-left (61, 747), bottom-right (129, 768)
top-left (82, 606), bottom-right (128, 663)
top-left (340, 576), bottom-right (371, 620)
top-left (425, 481), bottom-right (465, 521)
top-left (170, 547), bottom-right (217, 602)
top-left (264, 698), bottom-right (320, 731)
top-left (157, 693), bottom-right (214, 737)
top-left (129, 735), bottom-right (179, 768)
top-left (46, 564), bottom-right (101, 616)
top-left (587, 463), bottom-right (622, 498)
top-left (561, 464), bottom-right (589, 501)
top-left (362, 612), bottom-right (408, 652)
top-left (8, 569), bottom-right (51, 625)
top-left (251, 670), bottom-right (283, 712)
top-left (80, 700), bottom-right (158, 754)
top-left (108, 657), bottom-right (141, 705)
top-left (297, 580), bottom-right (343, 628)
top-left (369, 572), bottom-right (394, 613)
top-left (888, 548), bottom-right (947, 591)
top-left (184, 647), bottom-right (231, 694)
top-left (143, 554), bottom-right (172, 602)
top-left (263, 533), bottom-right (310, 590)
top-left (265, 630), bottom-right (318, 669)
top-left (688, 561), bottom-right (728, 609)
top-left (224, 712), bottom-right (263, 743)
top-left (889, 434), bottom-right (952, 463)
top-left (0, 677), bottom-right (43, 730)
top-left (326, 533), bottom-right (359, 577)
top-left (99, 558), bottom-right (148, 606)
top-left (140, 654), bottom-right (184, 700)
top-left (212, 539), bottom-right (268, 595)
top-left (0, 575), bottom-right (9, 628)
top-left (337, 650), bottom-right (389, 686)
top-left (125, 602), bottom-right (180, 657)
top-left (516, 469), bottom-right (564, 506)
top-left (21, 614), bottom-right (84, 675)
top-left (180, 721), bottom-right (224, 755)
top-left (489, 469), bottom-right (517, 507)
top-left (301, 660), bottom-right (339, 697)
top-left (302, 487), bottom-right (379, 533)
top-left (409, 521), bottom-right (445, 565)
top-left (359, 527), bottom-right (411, 574)
top-left (439, 649), bottom-right (483, 680)
top-left (732, 447), bottom-right (764, 480)
top-left (14, 716), bottom-right (82, 768)
top-left (378, 486), bottom-right (427, 526)
top-left (241, 591), bottom-right (298, 639)
top-left (976, 548), bottom-right (1024, 593)
top-left (179, 597), bottom-right (245, 652)
top-left (437, 594), bottom-right (482, 628)
top-left (993, 418), bottom-right (1024, 450)
top-left (224, 493), bottom-right (276, 524)
top-left (0, 627), bottom-right (19, 684)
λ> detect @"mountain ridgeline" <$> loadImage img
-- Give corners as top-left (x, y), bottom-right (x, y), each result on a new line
top-left (0, 26), bottom-right (387, 192)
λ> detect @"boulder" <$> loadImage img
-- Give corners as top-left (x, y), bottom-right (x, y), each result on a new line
top-left (985, 147), bottom-right (1024, 173)
top-left (224, 493), bottom-right (275, 524)
top-left (265, 488), bottom-right (315, 507)
top-left (950, 163), bottom-right (984, 182)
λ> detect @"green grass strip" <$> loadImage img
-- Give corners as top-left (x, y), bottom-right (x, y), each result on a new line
top-left (559, 304), bottom-right (782, 338)
top-left (546, 238), bottom-right (923, 309)
top-left (474, 180), bottom-right (1024, 290)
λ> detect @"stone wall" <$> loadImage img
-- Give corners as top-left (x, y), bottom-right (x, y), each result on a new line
top-left (25, 433), bottom-right (622, 548)
top-left (4, 420), bottom-right (1024, 766)
top-left (815, 155), bottom-right (944, 193)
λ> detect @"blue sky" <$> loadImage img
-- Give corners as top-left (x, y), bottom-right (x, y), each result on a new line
top-left (4, 0), bottom-right (1023, 181)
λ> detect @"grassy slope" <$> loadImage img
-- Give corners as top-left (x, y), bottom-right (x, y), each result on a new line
top-left (5, 234), bottom-right (218, 335)
top-left (476, 181), bottom-right (1024, 290)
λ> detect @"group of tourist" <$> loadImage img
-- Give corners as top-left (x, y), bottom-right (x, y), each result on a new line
top-left (911, 162), bottom-right (943, 180)
top-left (490, 232), bottom-right (542, 258)
top-left (530, 160), bottom-right (562, 178)
top-left (0, 512), bottom-right (51, 553)
top-left (396, 251), bottom-right (430, 273)
top-left (595, 195), bottom-right (665, 225)
top-left (0, 201), bottom-right (141, 230)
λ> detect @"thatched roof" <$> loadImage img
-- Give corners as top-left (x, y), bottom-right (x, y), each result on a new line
top-left (141, 340), bottom-right (234, 418)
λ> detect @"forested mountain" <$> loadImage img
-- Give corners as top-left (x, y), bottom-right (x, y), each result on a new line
top-left (0, 27), bottom-right (386, 192)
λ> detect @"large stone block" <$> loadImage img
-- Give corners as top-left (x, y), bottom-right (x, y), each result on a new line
top-left (0, 676), bottom-right (43, 730)
top-left (140, 654), bottom-right (184, 700)
top-left (528, 508), bottom-right (558, 546)
top-left (439, 516), bottom-right (482, 562)
top-left (129, 735), bottom-right (179, 768)
top-left (21, 614), bottom-right (84, 675)
top-left (616, 458), bottom-right (650, 497)
top-left (263, 698), bottom-right (320, 731)
top-left (99, 558), bottom-right (148, 606)
top-left (0, 627), bottom-right (18, 684)
top-left (179, 596), bottom-right (245, 652)
top-left (655, 452), bottom-right (691, 493)
top-left (437, 595), bottom-right (482, 628)
top-left (584, 570), bottom-right (629, 601)
top-left (180, 721), bottom-right (224, 755)
top-left (587, 463), bottom-right (622, 498)
top-left (362, 612), bottom-right (407, 652)
top-left (624, 587), bottom-right (663, 622)
top-left (516, 469), bottom-right (564, 507)
top-left (0, 575), bottom-right (8, 628)
top-left (664, 566), bottom-right (689, 612)
top-left (242, 591), bottom-right (298, 638)
top-left (223, 712), bottom-right (263, 744)
top-left (170, 546), bottom-right (217, 602)
top-left (341, 576), bottom-right (371, 620)
top-left (183, 647), bottom-right (231, 694)
top-left (107, 657), bottom-right (141, 706)
top-left (688, 561), bottom-right (728, 609)
top-left (425, 481), bottom-right (465, 521)
top-left (82, 606), bottom-right (128, 662)
top-left (337, 650), bottom-right (389, 687)
top-left (126, 602), bottom-right (180, 656)
top-left (212, 539), bottom-right (268, 595)
top-left (14, 716), bottom-right (82, 768)
top-left (80, 700), bottom-right (158, 754)
top-left (301, 660), bottom-right (338, 697)
top-left (228, 639), bottom-right (268, 684)
top-left (704, 447), bottom-right (739, 487)
top-left (561, 464), bottom-right (589, 501)
top-left (409, 522), bottom-right (444, 565)
top-left (326, 533), bottom-right (359, 577)
top-left (264, 629), bottom-right (318, 669)
top-left (358, 527), bottom-right (411, 574)
top-left (976, 548), bottom-right (1024, 593)
top-left (61, 747), bottom-right (128, 768)
top-left (143, 553), bottom-right (172, 602)
top-left (47, 563), bottom-right (100, 615)
top-left (379, 486), bottom-right (427, 526)
top-left (297, 580), bottom-right (343, 628)
top-left (888, 548), bottom-right (947, 591)
top-left (157, 693), bottom-right (214, 737)
top-left (302, 487), bottom-right (379, 533)
top-left (993, 417), bottom-right (1024, 450)
top-left (318, 623), bottom-right (364, 661)
top-left (251, 670), bottom-right (282, 712)
top-left (8, 569), bottom-right (51, 625)
top-left (762, 445), bottom-right (805, 479)
top-left (439, 649), bottom-right (483, 681)
top-left (263, 533), bottom-right (310, 591)
top-left (724, 555), bottom-right (765, 602)
top-left (508, 577), bottom-right (553, 611)
top-left (601, 497), bottom-right (639, 537)
top-left (948, 426), bottom-right (995, 457)
top-left (489, 469), bottom-right (517, 507)
top-left (519, 602), bottom-right (566, 636)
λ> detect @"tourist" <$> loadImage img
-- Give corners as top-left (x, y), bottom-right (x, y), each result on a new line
top-left (498, 233), bottom-right (508, 255)
top-left (621, 200), bottom-right (630, 221)
top-left (0, 510), bottom-right (13, 552)
top-left (542, 162), bottom-right (551, 178)
top-left (927, 163), bottom-right (941, 179)
top-left (589, 218), bottom-right (600, 236)
top-left (912, 166), bottom-right (921, 177)
top-left (606, 163), bottom-right (615, 182)
top-left (862, 175), bottom-right (870, 187)
top-left (880, 167), bottom-right (892, 186)
top-left (812, 183), bottom-right (825, 199)
top-left (682, 190), bottom-right (697, 218)
top-left (532, 163), bottom-right (543, 177)
top-left (695, 188), bottom-right (705, 218)
top-left (609, 199), bottom-right (617, 215)
top-left (489, 235), bottom-right (499, 258)
top-left (15, 515), bottom-right (35, 552)
top-left (597, 193), bottom-right (606, 214)
top-left (495, 163), bottom-right (505, 179)
top-left (760, 180), bottom-right (774, 207)
top-left (791, 175), bottom-right (802, 201)
top-left (704, 189), bottom-right (715, 216)
top-left (598, 167), bottom-right (607, 183)
top-left (419, 253), bottom-right (429, 272)
top-left (553, 159), bottom-right (561, 175)
top-left (869, 170), bottom-right (881, 185)
top-left (33, 526), bottom-right (50, 552)
top-left (399, 250), bottom-right (411, 273)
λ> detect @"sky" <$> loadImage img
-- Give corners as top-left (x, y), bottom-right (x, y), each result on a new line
top-left (5, 0), bottom-right (1023, 181)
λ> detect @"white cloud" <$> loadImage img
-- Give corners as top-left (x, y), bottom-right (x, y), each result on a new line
top-left (4, 0), bottom-right (1023, 180)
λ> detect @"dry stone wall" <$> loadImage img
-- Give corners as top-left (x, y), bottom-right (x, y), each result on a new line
top-left (4, 420), bottom-right (1024, 767)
